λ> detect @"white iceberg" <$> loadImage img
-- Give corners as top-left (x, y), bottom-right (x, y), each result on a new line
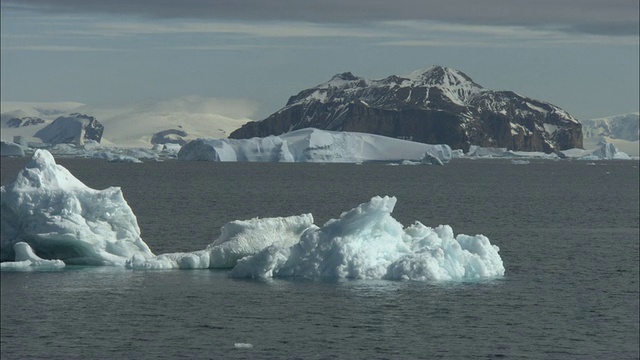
top-left (229, 196), bottom-right (504, 281)
top-left (128, 214), bottom-right (314, 270)
top-left (559, 140), bottom-right (631, 160)
top-left (466, 145), bottom-right (558, 159)
top-left (466, 145), bottom-right (510, 158)
top-left (1, 140), bottom-right (25, 157)
top-left (0, 242), bottom-right (65, 271)
top-left (131, 196), bottom-right (504, 281)
top-left (178, 128), bottom-right (453, 163)
top-left (91, 151), bottom-right (143, 163)
top-left (0, 150), bottom-right (154, 265)
top-left (1, 150), bottom-right (504, 281)
top-left (464, 140), bottom-right (633, 160)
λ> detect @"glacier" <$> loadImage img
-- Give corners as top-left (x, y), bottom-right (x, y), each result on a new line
top-left (581, 112), bottom-right (639, 156)
top-left (1, 150), bottom-right (504, 281)
top-left (178, 128), bottom-right (453, 163)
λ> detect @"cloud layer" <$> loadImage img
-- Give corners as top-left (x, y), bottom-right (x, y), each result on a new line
top-left (4, 0), bottom-right (639, 36)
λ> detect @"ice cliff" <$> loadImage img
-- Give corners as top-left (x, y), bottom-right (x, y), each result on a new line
top-left (178, 127), bottom-right (453, 163)
top-left (0, 150), bottom-right (153, 265)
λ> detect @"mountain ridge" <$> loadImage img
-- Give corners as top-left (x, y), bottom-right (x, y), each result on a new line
top-left (581, 112), bottom-right (639, 156)
top-left (230, 66), bottom-right (583, 153)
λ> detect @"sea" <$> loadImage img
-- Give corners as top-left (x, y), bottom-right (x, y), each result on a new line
top-left (1, 157), bottom-right (639, 359)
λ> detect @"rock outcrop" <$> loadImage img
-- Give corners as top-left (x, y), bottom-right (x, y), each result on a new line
top-left (150, 129), bottom-right (188, 145)
top-left (34, 113), bottom-right (104, 145)
top-left (4, 116), bottom-right (45, 128)
top-left (230, 66), bottom-right (583, 153)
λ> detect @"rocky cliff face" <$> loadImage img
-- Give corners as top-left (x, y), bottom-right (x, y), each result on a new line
top-left (230, 66), bottom-right (582, 152)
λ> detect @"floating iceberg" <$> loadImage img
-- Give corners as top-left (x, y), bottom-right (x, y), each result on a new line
top-left (0, 150), bottom-right (154, 265)
top-left (465, 140), bottom-right (633, 160)
top-left (128, 196), bottom-right (504, 281)
top-left (91, 151), bottom-right (143, 163)
top-left (128, 214), bottom-right (315, 270)
top-left (1, 150), bottom-right (504, 281)
top-left (559, 140), bottom-right (631, 160)
top-left (228, 196), bottom-right (504, 280)
top-left (0, 242), bottom-right (65, 271)
top-left (178, 128), bottom-right (453, 163)
top-left (0, 140), bottom-right (25, 157)
top-left (466, 145), bottom-right (558, 159)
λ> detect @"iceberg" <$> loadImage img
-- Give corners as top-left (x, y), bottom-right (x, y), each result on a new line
top-left (128, 214), bottom-right (315, 270)
top-left (559, 140), bottom-right (631, 160)
top-left (0, 242), bottom-right (65, 271)
top-left (91, 151), bottom-right (143, 163)
top-left (178, 128), bottom-right (453, 163)
top-left (1, 140), bottom-right (25, 157)
top-left (466, 145), bottom-right (558, 159)
top-left (1, 150), bottom-right (154, 265)
top-left (129, 196), bottom-right (504, 281)
top-left (228, 196), bottom-right (504, 281)
top-left (1, 150), bottom-right (504, 281)
top-left (464, 140), bottom-right (633, 160)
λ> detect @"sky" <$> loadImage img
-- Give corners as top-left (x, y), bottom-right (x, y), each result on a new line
top-left (1, 0), bottom-right (638, 121)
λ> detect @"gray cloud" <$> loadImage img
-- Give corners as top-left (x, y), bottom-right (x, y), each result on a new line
top-left (2, 0), bottom-right (639, 36)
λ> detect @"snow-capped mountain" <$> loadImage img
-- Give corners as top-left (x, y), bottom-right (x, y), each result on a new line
top-left (230, 65), bottom-right (583, 152)
top-left (0, 101), bottom-right (85, 121)
top-left (1, 97), bottom-right (253, 147)
top-left (82, 96), bottom-right (253, 147)
top-left (581, 112), bottom-right (639, 156)
top-left (581, 113), bottom-right (639, 141)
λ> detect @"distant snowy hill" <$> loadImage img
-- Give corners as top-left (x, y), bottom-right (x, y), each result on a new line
top-left (81, 96), bottom-right (253, 147)
top-left (0, 101), bottom-right (85, 120)
top-left (1, 101), bottom-right (85, 145)
top-left (1, 96), bottom-right (253, 147)
top-left (230, 65), bottom-right (583, 153)
top-left (581, 113), bottom-right (639, 156)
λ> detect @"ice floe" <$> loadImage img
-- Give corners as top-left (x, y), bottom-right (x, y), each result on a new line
top-left (0, 150), bottom-right (505, 280)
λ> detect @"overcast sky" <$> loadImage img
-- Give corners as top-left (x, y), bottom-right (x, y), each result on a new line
top-left (1, 0), bottom-right (638, 120)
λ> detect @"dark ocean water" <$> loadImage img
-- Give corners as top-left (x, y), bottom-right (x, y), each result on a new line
top-left (1, 157), bottom-right (639, 359)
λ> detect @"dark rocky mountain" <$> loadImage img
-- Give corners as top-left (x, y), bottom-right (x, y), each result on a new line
top-left (5, 116), bottom-right (45, 128)
top-left (230, 66), bottom-right (583, 152)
